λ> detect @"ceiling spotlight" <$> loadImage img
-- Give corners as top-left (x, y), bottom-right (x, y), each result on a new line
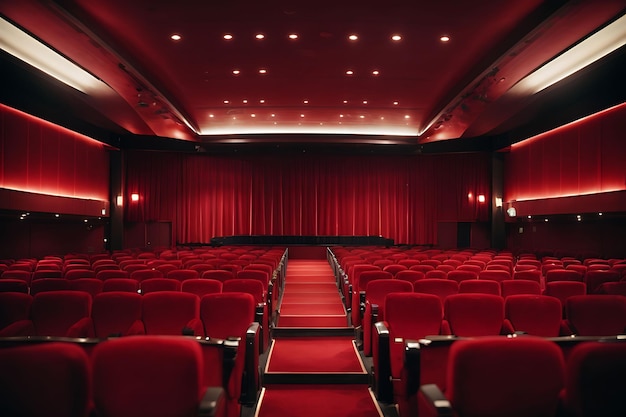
top-left (232, 69), bottom-right (240, 75)
top-left (440, 35), bottom-right (450, 42)
top-left (242, 99), bottom-right (248, 104)
top-left (170, 34), bottom-right (182, 41)
top-left (362, 100), bottom-right (368, 104)
top-left (259, 99), bottom-right (265, 104)
top-left (251, 114), bottom-right (256, 118)
top-left (372, 70), bottom-right (380, 76)
top-left (259, 68), bottom-right (267, 74)
top-left (223, 100), bottom-right (230, 104)
top-left (391, 34), bottom-right (402, 41)
top-left (339, 114), bottom-right (344, 118)
top-left (303, 100), bottom-right (309, 104)
top-left (223, 34), bottom-right (233, 40)
top-left (255, 33), bottom-right (265, 40)
top-left (348, 34), bottom-right (358, 41)
top-left (359, 115), bottom-right (365, 119)
top-left (209, 114), bottom-right (214, 118)
top-left (404, 115), bottom-right (411, 119)
top-left (346, 70), bottom-right (354, 75)
top-left (300, 114), bottom-right (305, 118)
top-left (271, 114), bottom-right (276, 117)
top-left (393, 101), bottom-right (399, 105)
top-left (288, 34), bottom-right (298, 40)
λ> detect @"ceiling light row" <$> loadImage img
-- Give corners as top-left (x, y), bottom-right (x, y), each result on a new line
top-left (221, 99), bottom-right (401, 105)
top-left (208, 113), bottom-right (411, 120)
top-left (172, 33), bottom-right (451, 43)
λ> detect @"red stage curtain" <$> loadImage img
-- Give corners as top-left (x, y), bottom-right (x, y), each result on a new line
top-left (124, 152), bottom-right (491, 245)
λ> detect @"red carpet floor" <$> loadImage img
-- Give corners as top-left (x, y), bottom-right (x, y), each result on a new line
top-left (255, 385), bottom-right (383, 417)
top-left (265, 337), bottom-right (366, 374)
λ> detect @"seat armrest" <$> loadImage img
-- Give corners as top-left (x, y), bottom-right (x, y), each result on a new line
top-left (373, 321), bottom-right (393, 403)
top-left (185, 318), bottom-right (205, 337)
top-left (404, 340), bottom-right (422, 396)
top-left (240, 322), bottom-right (260, 406)
top-left (419, 384), bottom-right (453, 417)
top-left (67, 317), bottom-right (95, 338)
top-left (198, 386), bottom-right (225, 417)
top-left (0, 320), bottom-right (34, 337)
top-left (359, 291), bottom-right (367, 318)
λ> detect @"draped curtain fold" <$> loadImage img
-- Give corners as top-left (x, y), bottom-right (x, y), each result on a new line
top-left (124, 151), bottom-right (490, 245)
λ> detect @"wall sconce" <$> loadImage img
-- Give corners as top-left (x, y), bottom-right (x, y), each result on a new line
top-left (477, 194), bottom-right (486, 203)
top-left (507, 207), bottom-right (517, 217)
top-left (131, 193), bottom-right (139, 202)
top-left (116, 195), bottom-right (123, 206)
top-left (101, 208), bottom-right (106, 216)
top-left (495, 197), bottom-right (503, 208)
top-left (467, 192), bottom-right (473, 199)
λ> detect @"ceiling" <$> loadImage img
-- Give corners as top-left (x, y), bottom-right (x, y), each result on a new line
top-left (1, 0), bottom-right (625, 152)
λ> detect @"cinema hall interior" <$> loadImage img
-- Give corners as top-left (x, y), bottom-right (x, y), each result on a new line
top-left (1, 1), bottom-right (626, 416)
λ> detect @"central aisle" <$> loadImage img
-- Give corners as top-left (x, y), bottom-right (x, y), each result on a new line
top-left (255, 256), bottom-right (383, 417)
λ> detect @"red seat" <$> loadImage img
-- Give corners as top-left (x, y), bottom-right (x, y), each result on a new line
top-left (500, 279), bottom-right (541, 297)
top-left (562, 340), bottom-right (626, 417)
top-left (142, 291), bottom-right (203, 336)
top-left (102, 278), bottom-right (140, 293)
top-left (351, 270), bottom-right (393, 326)
top-left (458, 279), bottom-right (501, 295)
top-left (413, 279), bottom-right (458, 303)
top-left (140, 278), bottom-right (181, 294)
top-left (362, 279), bottom-right (413, 356)
top-left (373, 292), bottom-right (449, 404)
top-left (444, 293), bottom-right (506, 337)
top-left (29, 291), bottom-right (94, 337)
top-left (584, 270), bottom-right (620, 294)
top-left (182, 279), bottom-right (223, 297)
top-left (504, 294), bottom-right (563, 336)
top-left (512, 269), bottom-right (541, 283)
top-left (0, 342), bottom-right (91, 417)
top-left (223, 279), bottom-right (269, 352)
top-left (1, 270), bottom-right (32, 286)
top-left (425, 269), bottom-right (448, 279)
top-left (546, 269), bottom-right (583, 283)
top-left (0, 292), bottom-right (32, 336)
top-left (130, 269), bottom-right (164, 282)
top-left (418, 337), bottom-right (565, 417)
top-left (64, 268), bottom-right (97, 280)
top-left (395, 270), bottom-right (425, 283)
top-left (92, 292), bottom-right (145, 337)
top-left (68, 278), bottom-right (103, 297)
top-left (596, 281), bottom-right (626, 295)
top-left (31, 270), bottom-right (63, 280)
top-left (92, 336), bottom-right (225, 417)
top-left (200, 292), bottom-right (256, 340)
top-left (30, 278), bottom-right (70, 295)
top-left (167, 269), bottom-right (200, 282)
top-left (478, 269), bottom-right (511, 282)
top-left (96, 270), bottom-right (130, 281)
top-left (383, 264), bottom-right (408, 276)
top-left (447, 270), bottom-right (478, 283)
top-left (544, 281), bottom-right (587, 317)
top-left (565, 295), bottom-right (626, 336)
top-left (0, 278), bottom-right (29, 293)
top-left (202, 269), bottom-right (235, 282)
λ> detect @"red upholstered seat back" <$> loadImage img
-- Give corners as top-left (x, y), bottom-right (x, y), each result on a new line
top-left (167, 269), bottom-right (200, 282)
top-left (142, 291), bottom-right (200, 335)
top-left (501, 279), bottom-right (541, 298)
top-left (130, 269), bottom-right (163, 282)
top-left (544, 281), bottom-right (587, 316)
top-left (444, 293), bottom-right (504, 337)
top-left (413, 279), bottom-right (458, 303)
top-left (201, 292), bottom-right (255, 340)
top-left (566, 295), bottom-right (626, 336)
top-left (0, 292), bottom-right (32, 329)
top-left (458, 279), bottom-right (501, 295)
top-left (140, 278), bottom-right (181, 294)
top-left (92, 336), bottom-right (205, 417)
top-left (223, 279), bottom-right (265, 304)
top-left (584, 270), bottom-right (620, 294)
top-left (202, 269), bottom-right (235, 282)
top-left (395, 270), bottom-right (425, 283)
top-left (478, 269), bottom-right (511, 282)
top-left (31, 291), bottom-right (91, 337)
top-left (182, 279), bottom-right (223, 297)
top-left (512, 269), bottom-right (541, 283)
top-left (546, 269), bottom-right (583, 283)
top-left (92, 292), bottom-right (144, 337)
top-left (447, 270), bottom-right (478, 283)
top-left (236, 270), bottom-right (269, 289)
top-left (0, 342), bottom-right (90, 417)
top-left (564, 341), bottom-right (626, 416)
top-left (102, 278), bottom-right (139, 293)
top-left (385, 292), bottom-right (445, 342)
top-left (446, 337), bottom-right (565, 417)
top-left (69, 278), bottom-right (103, 297)
top-left (505, 294), bottom-right (562, 337)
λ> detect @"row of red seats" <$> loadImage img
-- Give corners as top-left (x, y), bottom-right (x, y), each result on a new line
top-left (413, 336), bottom-right (626, 417)
top-left (371, 293), bottom-right (625, 415)
top-left (0, 335), bottom-right (253, 417)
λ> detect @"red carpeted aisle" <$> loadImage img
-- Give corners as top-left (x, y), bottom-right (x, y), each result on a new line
top-left (256, 257), bottom-right (383, 417)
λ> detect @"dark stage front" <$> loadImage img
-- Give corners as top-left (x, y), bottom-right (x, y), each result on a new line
top-left (204, 235), bottom-right (394, 247)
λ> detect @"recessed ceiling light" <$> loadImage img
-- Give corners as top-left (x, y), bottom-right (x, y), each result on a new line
top-left (271, 114), bottom-right (276, 117)
top-left (209, 114), bottom-right (214, 118)
top-left (223, 34), bottom-right (233, 40)
top-left (300, 114), bottom-right (305, 118)
top-left (393, 101), bottom-right (399, 105)
top-left (259, 99), bottom-right (265, 104)
top-left (303, 100), bottom-right (309, 104)
top-left (391, 34), bottom-right (402, 41)
top-left (372, 70), bottom-right (380, 76)
top-left (255, 33), bottom-right (265, 40)
top-left (170, 34), bottom-right (182, 41)
top-left (251, 114), bottom-right (256, 118)
top-left (288, 34), bottom-right (298, 40)
top-left (404, 115), bottom-right (411, 119)
top-left (380, 116), bottom-right (385, 120)
top-left (362, 100), bottom-right (368, 104)
top-left (339, 114), bottom-right (344, 118)
top-left (259, 68), bottom-right (267, 74)
top-left (348, 34), bottom-right (358, 41)
top-left (440, 35), bottom-right (450, 42)
top-left (359, 115), bottom-right (365, 119)
top-left (232, 69), bottom-right (240, 75)
top-left (346, 70), bottom-right (354, 75)
top-left (343, 100), bottom-right (348, 104)
top-left (223, 100), bottom-right (230, 104)
top-left (242, 99), bottom-right (248, 104)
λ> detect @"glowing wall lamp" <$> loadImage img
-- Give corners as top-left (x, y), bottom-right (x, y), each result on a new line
top-left (507, 207), bottom-right (517, 217)
top-left (495, 197), bottom-right (503, 208)
top-left (0, 17), bottom-right (107, 94)
top-left (477, 194), bottom-right (486, 203)
top-left (116, 195), bottom-right (123, 206)
top-left (131, 193), bottom-right (140, 202)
